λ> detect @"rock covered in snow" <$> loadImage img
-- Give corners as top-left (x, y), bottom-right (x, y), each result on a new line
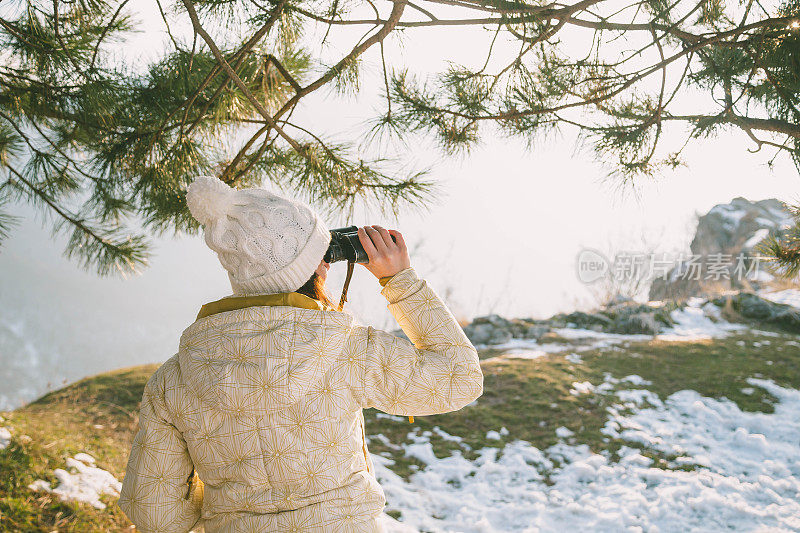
top-left (461, 314), bottom-right (550, 347)
top-left (464, 320), bottom-right (512, 346)
top-left (465, 301), bottom-right (679, 348)
top-left (650, 197), bottom-right (793, 300)
top-left (435, 282), bottom-right (788, 351)
top-left (760, 288), bottom-right (800, 309)
top-left (600, 301), bottom-right (676, 335)
top-left (551, 311), bottom-right (612, 330)
top-left (610, 311), bottom-right (661, 335)
top-left (692, 197), bottom-right (791, 256)
top-left (468, 295), bottom-right (747, 352)
top-left (552, 301), bottom-right (675, 336)
top-left (712, 292), bottom-right (800, 333)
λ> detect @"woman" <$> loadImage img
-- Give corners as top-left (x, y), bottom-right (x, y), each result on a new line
top-left (119, 176), bottom-right (484, 532)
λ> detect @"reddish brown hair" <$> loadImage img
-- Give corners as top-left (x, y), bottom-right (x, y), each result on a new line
top-left (295, 271), bottom-right (337, 311)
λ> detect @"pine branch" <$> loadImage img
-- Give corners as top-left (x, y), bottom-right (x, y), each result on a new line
top-left (6, 164), bottom-right (149, 276)
top-left (5, 0), bottom-right (800, 278)
top-left (760, 207), bottom-right (800, 278)
top-left (0, 186), bottom-right (21, 244)
top-left (180, 0), bottom-right (305, 152)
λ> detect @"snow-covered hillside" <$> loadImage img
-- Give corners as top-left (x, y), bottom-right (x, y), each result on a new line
top-left (376, 375), bottom-right (800, 532)
top-left (1, 287), bottom-right (799, 531)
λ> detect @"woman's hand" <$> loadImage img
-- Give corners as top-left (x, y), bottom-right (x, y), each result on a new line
top-left (357, 225), bottom-right (411, 279)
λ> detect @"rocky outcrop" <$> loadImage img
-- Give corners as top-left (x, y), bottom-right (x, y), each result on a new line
top-left (463, 315), bottom-right (549, 345)
top-left (691, 198), bottom-right (791, 256)
top-left (390, 314), bottom-right (549, 346)
top-left (391, 289), bottom-right (797, 347)
top-left (649, 198), bottom-right (793, 301)
top-left (712, 292), bottom-right (800, 333)
top-left (546, 302), bottom-right (673, 336)
top-left (448, 301), bottom-right (677, 346)
top-left (549, 311), bottom-right (612, 330)
top-left (603, 301), bottom-right (676, 335)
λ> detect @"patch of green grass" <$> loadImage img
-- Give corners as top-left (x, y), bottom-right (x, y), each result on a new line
top-left (585, 332), bottom-right (800, 413)
top-left (364, 330), bottom-right (800, 478)
top-left (385, 508), bottom-right (403, 522)
top-left (0, 365), bottom-right (157, 532)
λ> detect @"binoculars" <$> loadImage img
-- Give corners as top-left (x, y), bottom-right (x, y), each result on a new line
top-left (323, 226), bottom-right (397, 265)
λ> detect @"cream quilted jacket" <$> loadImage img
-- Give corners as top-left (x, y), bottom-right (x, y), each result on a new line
top-left (119, 267), bottom-right (483, 532)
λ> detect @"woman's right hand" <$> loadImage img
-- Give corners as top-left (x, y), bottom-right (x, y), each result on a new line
top-left (357, 225), bottom-right (411, 279)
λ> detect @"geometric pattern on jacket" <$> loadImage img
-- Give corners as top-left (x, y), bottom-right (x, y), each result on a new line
top-left (118, 267), bottom-right (484, 532)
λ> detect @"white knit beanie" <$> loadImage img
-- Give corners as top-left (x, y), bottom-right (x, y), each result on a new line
top-left (185, 176), bottom-right (331, 296)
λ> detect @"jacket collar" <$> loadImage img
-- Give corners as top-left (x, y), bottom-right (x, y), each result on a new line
top-left (197, 292), bottom-right (334, 320)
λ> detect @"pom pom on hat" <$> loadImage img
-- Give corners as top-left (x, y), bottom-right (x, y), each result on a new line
top-left (186, 175), bottom-right (237, 225)
top-left (184, 174), bottom-right (332, 296)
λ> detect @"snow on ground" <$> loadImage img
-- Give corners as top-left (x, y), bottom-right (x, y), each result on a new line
top-left (484, 298), bottom-right (748, 363)
top-left (382, 513), bottom-right (419, 532)
top-left (0, 425), bottom-right (10, 449)
top-left (569, 381), bottom-right (595, 395)
top-left (760, 288), bottom-right (800, 309)
top-left (481, 332), bottom-right (650, 363)
top-left (486, 428), bottom-right (509, 441)
top-left (655, 297), bottom-right (746, 342)
top-left (478, 338), bottom-right (577, 360)
top-left (28, 453), bottom-right (122, 509)
top-left (373, 376), bottom-right (800, 532)
top-left (555, 328), bottom-right (652, 344)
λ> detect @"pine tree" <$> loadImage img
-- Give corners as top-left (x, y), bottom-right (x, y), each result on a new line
top-left (0, 0), bottom-right (435, 276)
top-left (3, 0), bottom-right (800, 276)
